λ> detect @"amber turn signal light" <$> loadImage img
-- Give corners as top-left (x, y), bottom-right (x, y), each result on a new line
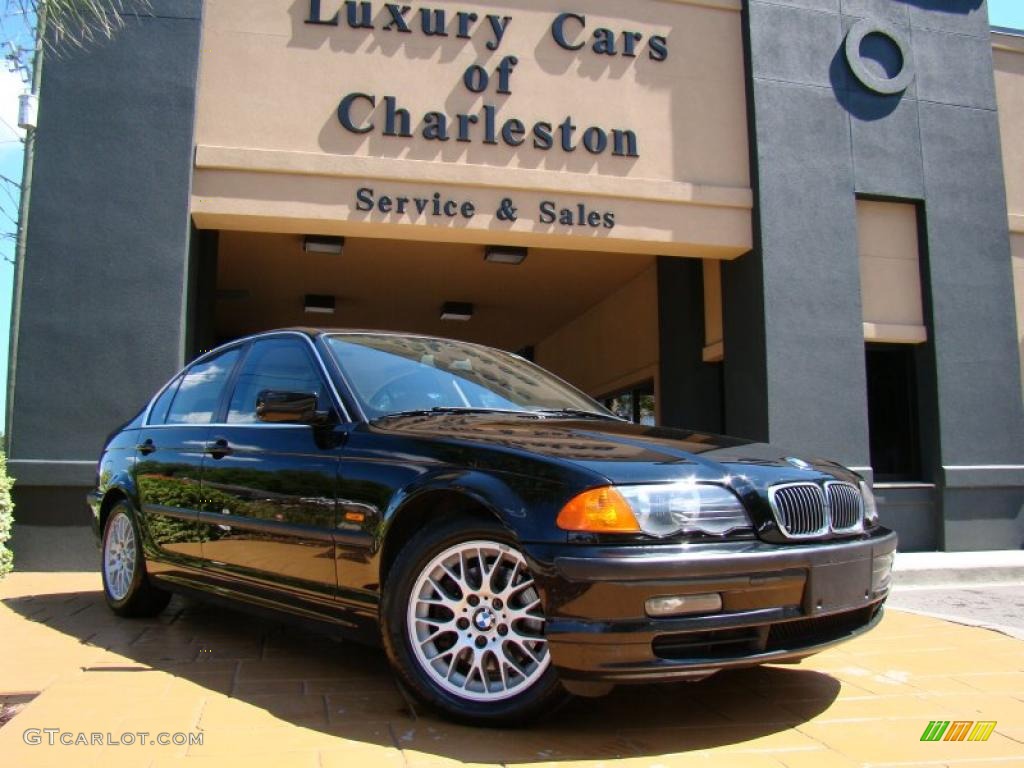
top-left (556, 486), bottom-right (640, 533)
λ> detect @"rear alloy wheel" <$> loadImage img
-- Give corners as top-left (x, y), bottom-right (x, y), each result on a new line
top-left (101, 502), bottom-right (171, 618)
top-left (382, 518), bottom-right (567, 724)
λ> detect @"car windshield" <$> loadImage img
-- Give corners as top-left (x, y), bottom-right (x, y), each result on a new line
top-left (324, 333), bottom-right (613, 420)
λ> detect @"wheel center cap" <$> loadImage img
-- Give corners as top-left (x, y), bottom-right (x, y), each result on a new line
top-left (473, 607), bottom-right (496, 631)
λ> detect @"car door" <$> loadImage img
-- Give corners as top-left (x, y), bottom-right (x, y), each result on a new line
top-left (134, 345), bottom-right (244, 576)
top-left (198, 336), bottom-right (341, 601)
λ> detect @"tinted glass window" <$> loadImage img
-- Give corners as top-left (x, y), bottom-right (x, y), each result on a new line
top-left (866, 344), bottom-right (922, 481)
top-left (325, 333), bottom-right (609, 420)
top-left (165, 347), bottom-right (242, 425)
top-left (227, 339), bottom-right (326, 423)
top-left (148, 376), bottom-right (181, 425)
top-left (601, 381), bottom-right (656, 426)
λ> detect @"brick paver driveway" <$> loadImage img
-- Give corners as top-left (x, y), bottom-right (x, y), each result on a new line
top-left (1, 572), bottom-right (1022, 767)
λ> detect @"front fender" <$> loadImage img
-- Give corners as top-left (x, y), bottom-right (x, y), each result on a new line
top-left (384, 467), bottom-right (569, 544)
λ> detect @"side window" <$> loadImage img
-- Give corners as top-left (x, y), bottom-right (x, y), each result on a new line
top-left (227, 339), bottom-right (327, 424)
top-left (148, 375), bottom-right (182, 425)
top-left (166, 347), bottom-right (242, 425)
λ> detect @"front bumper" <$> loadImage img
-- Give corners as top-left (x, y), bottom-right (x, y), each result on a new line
top-left (86, 490), bottom-right (103, 541)
top-left (524, 528), bottom-right (897, 683)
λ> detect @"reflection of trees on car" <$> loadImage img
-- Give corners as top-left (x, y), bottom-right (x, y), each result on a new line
top-left (202, 467), bottom-right (331, 497)
top-left (138, 460), bottom-right (390, 543)
top-left (136, 475), bottom-right (226, 545)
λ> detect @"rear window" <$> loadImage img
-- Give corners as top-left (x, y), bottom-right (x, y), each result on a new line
top-left (147, 376), bottom-right (181, 425)
top-left (165, 347), bottom-right (242, 425)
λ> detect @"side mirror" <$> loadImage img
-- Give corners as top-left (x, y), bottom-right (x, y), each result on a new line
top-left (256, 390), bottom-right (331, 425)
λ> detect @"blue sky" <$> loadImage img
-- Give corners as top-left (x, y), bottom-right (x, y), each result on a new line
top-left (0, 1), bottom-right (1021, 433)
top-left (991, 0), bottom-right (1024, 30)
top-left (0, 6), bottom-right (31, 438)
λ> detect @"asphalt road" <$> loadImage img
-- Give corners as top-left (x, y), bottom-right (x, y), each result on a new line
top-left (887, 583), bottom-right (1024, 640)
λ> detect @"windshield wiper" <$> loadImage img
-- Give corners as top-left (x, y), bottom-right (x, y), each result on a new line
top-left (533, 408), bottom-right (623, 421)
top-left (375, 407), bottom-right (619, 421)
top-left (377, 407), bottom-right (542, 419)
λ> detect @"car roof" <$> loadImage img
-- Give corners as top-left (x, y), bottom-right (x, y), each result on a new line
top-left (275, 327), bottom-right (490, 345)
top-left (204, 328), bottom-right (512, 358)
top-left (284, 327), bottom-right (449, 340)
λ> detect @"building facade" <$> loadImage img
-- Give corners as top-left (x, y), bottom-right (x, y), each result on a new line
top-left (7, 0), bottom-right (1024, 551)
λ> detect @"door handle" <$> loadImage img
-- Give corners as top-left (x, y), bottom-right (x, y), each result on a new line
top-left (206, 438), bottom-right (232, 459)
top-left (137, 439), bottom-right (156, 456)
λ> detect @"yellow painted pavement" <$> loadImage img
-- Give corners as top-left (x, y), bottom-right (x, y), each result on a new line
top-left (1, 572), bottom-right (1022, 768)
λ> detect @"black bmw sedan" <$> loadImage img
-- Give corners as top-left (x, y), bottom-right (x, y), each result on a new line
top-left (89, 329), bottom-right (896, 724)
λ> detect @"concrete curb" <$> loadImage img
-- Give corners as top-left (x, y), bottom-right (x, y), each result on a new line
top-left (9, 524), bottom-right (97, 572)
top-left (886, 605), bottom-right (1024, 641)
top-left (892, 550), bottom-right (1024, 587)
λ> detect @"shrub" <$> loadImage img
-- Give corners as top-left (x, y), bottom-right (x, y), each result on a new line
top-left (0, 452), bottom-right (13, 578)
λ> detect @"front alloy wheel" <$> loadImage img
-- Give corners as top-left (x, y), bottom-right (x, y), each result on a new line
top-left (382, 517), bottom-right (566, 724)
top-left (408, 540), bottom-right (550, 701)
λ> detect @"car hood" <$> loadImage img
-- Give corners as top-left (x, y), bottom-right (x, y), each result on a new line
top-left (368, 413), bottom-right (860, 489)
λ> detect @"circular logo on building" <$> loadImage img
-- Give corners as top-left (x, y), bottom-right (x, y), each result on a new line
top-left (785, 457), bottom-right (814, 471)
top-left (845, 19), bottom-right (915, 96)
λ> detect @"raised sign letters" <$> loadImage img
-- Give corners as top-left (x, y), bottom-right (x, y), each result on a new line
top-left (310, 1), bottom-right (666, 159)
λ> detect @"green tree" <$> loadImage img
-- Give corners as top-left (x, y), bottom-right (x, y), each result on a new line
top-left (8, 1), bottom-right (150, 52)
top-left (0, 450), bottom-right (14, 577)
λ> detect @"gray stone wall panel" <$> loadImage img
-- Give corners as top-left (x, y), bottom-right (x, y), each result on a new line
top-left (737, 0), bottom-right (1023, 549)
top-left (918, 101), bottom-right (1024, 465)
top-left (906, 0), bottom-right (991, 39)
top-left (9, 13), bottom-right (201, 465)
top-left (912, 27), bottom-right (998, 109)
top-left (849, 93), bottom-right (925, 197)
top-left (841, 0), bottom-right (910, 24)
top-left (748, 1), bottom-right (846, 89)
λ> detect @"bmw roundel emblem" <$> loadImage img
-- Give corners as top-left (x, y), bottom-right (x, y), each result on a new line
top-left (785, 456), bottom-right (814, 471)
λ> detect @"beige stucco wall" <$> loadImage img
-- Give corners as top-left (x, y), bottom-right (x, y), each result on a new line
top-left (534, 265), bottom-right (659, 400)
top-left (702, 259), bottom-right (723, 361)
top-left (192, 0), bottom-right (751, 258)
top-left (995, 32), bottom-right (1024, 235)
top-left (994, 31), bottom-right (1024, 399)
top-left (856, 200), bottom-right (926, 344)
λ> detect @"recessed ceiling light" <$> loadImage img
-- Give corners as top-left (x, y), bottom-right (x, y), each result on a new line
top-left (440, 301), bottom-right (474, 321)
top-left (303, 235), bottom-right (345, 255)
top-left (304, 294), bottom-right (336, 314)
top-left (484, 246), bottom-right (527, 265)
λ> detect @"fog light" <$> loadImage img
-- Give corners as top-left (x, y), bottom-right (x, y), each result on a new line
top-left (872, 552), bottom-right (894, 592)
top-left (645, 593), bottom-right (722, 617)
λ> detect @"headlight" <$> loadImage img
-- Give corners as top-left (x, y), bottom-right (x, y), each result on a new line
top-left (860, 480), bottom-right (879, 526)
top-left (557, 482), bottom-right (752, 537)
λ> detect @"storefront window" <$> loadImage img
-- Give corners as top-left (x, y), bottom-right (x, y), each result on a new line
top-left (866, 344), bottom-right (922, 482)
top-left (601, 382), bottom-right (656, 425)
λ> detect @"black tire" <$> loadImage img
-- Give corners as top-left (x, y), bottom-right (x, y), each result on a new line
top-left (101, 501), bottom-right (171, 618)
top-left (381, 516), bottom-right (570, 725)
